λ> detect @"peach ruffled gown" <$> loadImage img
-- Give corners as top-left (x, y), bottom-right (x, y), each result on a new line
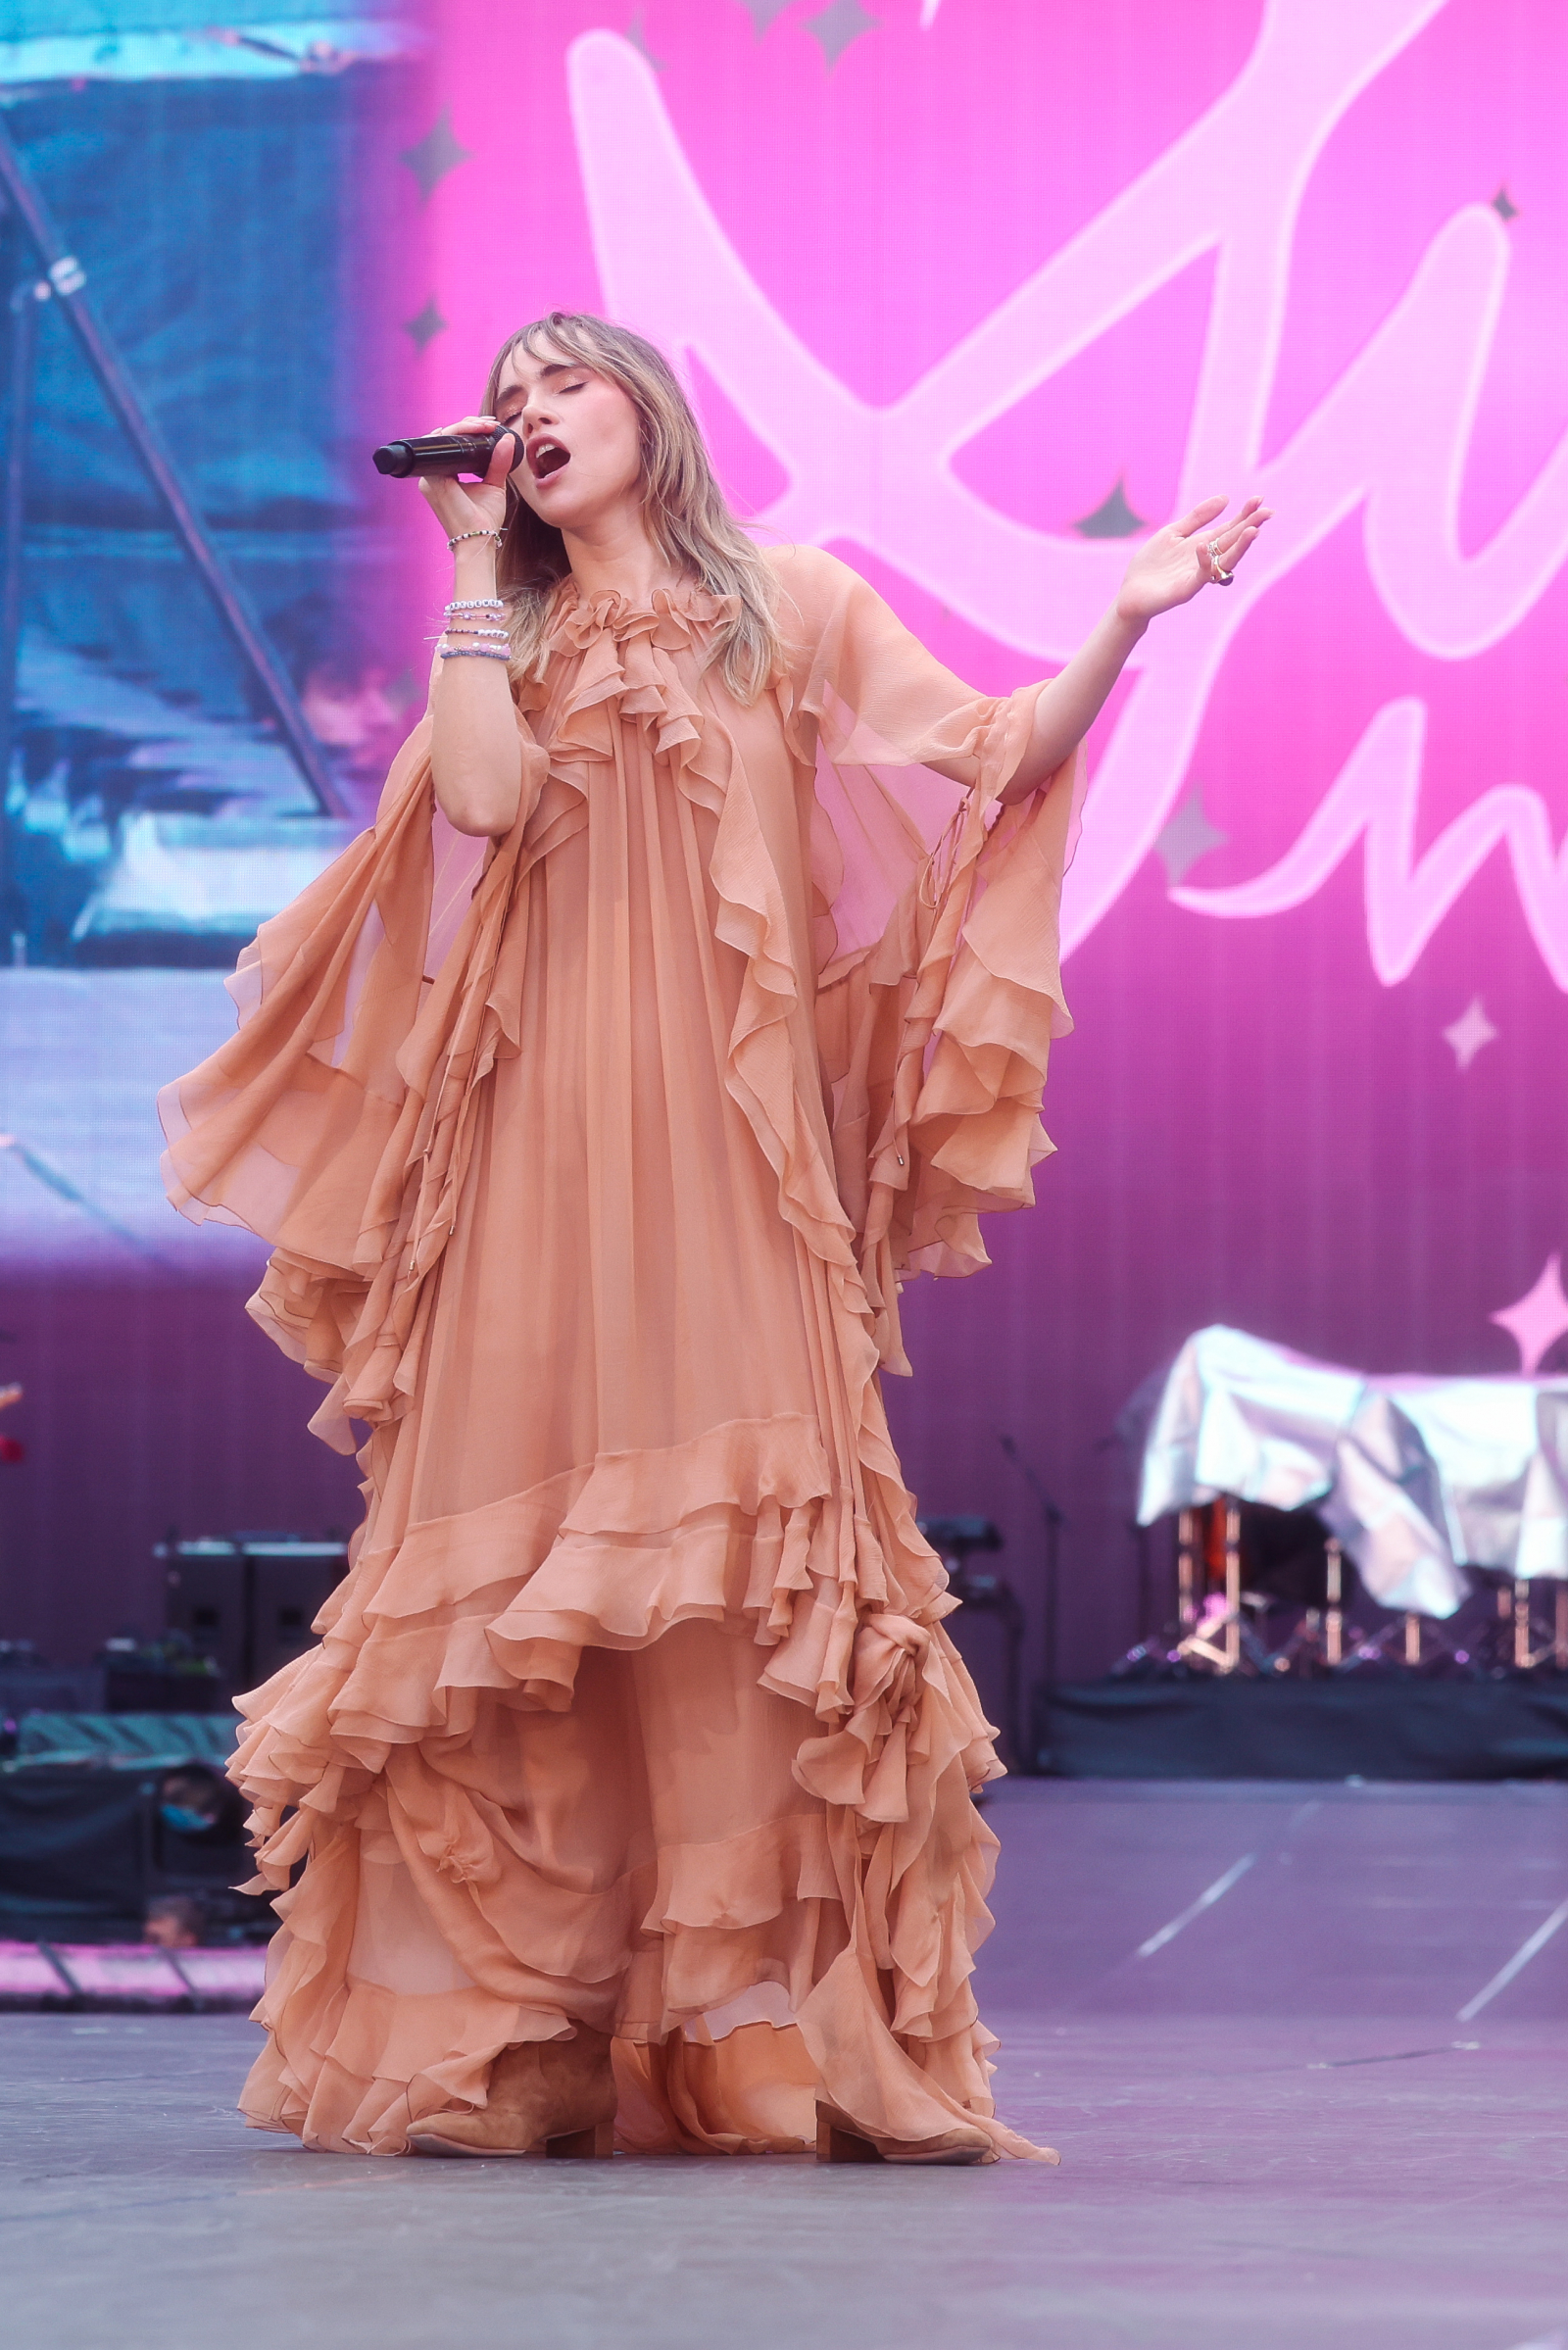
top-left (160, 545), bottom-right (1078, 2161)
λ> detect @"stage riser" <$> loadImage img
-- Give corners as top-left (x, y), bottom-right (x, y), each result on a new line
top-left (1036, 1680), bottom-right (1568, 1780)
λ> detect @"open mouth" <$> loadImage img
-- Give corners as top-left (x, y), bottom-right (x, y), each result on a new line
top-left (529, 439), bottom-right (570, 481)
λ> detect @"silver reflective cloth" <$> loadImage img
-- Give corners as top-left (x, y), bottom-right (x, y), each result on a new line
top-left (1133, 1326), bottom-right (1568, 1618)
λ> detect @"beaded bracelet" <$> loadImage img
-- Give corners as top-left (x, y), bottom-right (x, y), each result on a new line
top-left (446, 598), bottom-right (506, 614)
top-left (447, 528), bottom-right (504, 551)
top-left (439, 642), bottom-right (511, 661)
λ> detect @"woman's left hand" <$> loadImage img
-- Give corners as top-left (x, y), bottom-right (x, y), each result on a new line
top-left (1114, 494), bottom-right (1271, 625)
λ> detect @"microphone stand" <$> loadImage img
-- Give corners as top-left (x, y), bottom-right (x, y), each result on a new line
top-left (999, 1434), bottom-right (1067, 1734)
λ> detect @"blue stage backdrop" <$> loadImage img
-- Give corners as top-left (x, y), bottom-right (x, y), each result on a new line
top-left (0, 2), bottom-right (426, 1662)
top-left (4, 1), bottom-right (1568, 1694)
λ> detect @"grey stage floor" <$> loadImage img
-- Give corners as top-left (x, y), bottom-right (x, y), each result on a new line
top-left (4, 1780), bottom-right (1567, 2350)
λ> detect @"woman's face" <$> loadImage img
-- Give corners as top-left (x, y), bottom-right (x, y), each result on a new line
top-left (493, 340), bottom-right (643, 532)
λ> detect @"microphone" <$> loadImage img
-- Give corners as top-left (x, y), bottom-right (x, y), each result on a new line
top-left (371, 425), bottom-right (517, 479)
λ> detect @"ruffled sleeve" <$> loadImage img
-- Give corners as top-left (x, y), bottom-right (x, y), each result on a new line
top-left (768, 546), bottom-right (1082, 1369)
top-left (158, 697), bottom-right (552, 1449)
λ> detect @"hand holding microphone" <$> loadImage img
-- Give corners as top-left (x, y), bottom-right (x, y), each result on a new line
top-left (372, 419), bottom-right (519, 479)
top-left (378, 416), bottom-right (520, 553)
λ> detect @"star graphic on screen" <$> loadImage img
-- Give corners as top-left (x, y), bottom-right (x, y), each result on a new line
top-left (737, 0), bottom-right (793, 29)
top-left (1490, 1253), bottom-right (1568, 1375)
top-left (401, 111), bottom-right (471, 203)
top-left (1491, 185), bottom-right (1519, 222)
top-left (1156, 788), bottom-right (1228, 885)
top-left (805, 0), bottom-right (878, 68)
top-left (403, 298), bottom-right (448, 352)
top-left (1441, 995), bottom-right (1498, 1071)
top-left (626, 9), bottom-right (665, 68)
top-left (1074, 478), bottom-right (1148, 539)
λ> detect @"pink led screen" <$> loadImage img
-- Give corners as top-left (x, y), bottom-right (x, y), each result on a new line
top-left (358, 0), bottom-right (1568, 1660)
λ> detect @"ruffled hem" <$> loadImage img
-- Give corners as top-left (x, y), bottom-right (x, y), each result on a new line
top-left (234, 1735), bottom-right (1049, 2163)
top-left (242, 1857), bottom-right (1046, 2164)
top-left (231, 1438), bottom-right (1004, 2031)
top-left (226, 1446), bottom-right (1035, 2157)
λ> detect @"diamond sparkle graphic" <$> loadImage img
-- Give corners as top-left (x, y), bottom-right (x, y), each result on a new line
top-left (1074, 478), bottom-right (1147, 539)
top-left (401, 111), bottom-right (471, 203)
top-left (737, 0), bottom-right (793, 28)
top-left (805, 0), bottom-right (878, 69)
top-left (1490, 1254), bottom-right (1568, 1376)
top-left (1442, 996), bottom-right (1498, 1072)
top-left (402, 298), bottom-right (448, 353)
top-left (1156, 789), bottom-right (1228, 886)
top-left (1491, 185), bottom-right (1519, 222)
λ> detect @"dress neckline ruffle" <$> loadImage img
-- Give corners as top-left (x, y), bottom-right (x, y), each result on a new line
top-left (545, 574), bottom-right (740, 658)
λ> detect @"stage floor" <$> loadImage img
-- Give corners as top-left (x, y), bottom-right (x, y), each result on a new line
top-left (5, 1780), bottom-right (1566, 2350)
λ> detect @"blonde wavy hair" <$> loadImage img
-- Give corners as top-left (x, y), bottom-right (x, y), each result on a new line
top-left (483, 313), bottom-right (782, 703)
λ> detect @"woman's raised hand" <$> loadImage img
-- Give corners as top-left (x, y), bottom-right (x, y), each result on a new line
top-left (1114, 495), bottom-right (1271, 624)
top-left (416, 416), bottom-right (520, 542)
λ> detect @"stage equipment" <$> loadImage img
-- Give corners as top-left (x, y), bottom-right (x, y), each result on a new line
top-left (372, 424), bottom-right (516, 478)
top-left (1118, 1495), bottom-right (1363, 1680)
top-left (1033, 1675), bottom-right (1568, 1782)
top-left (1127, 1327), bottom-right (1568, 1665)
top-left (0, 1720), bottom-right (268, 1950)
top-left (247, 1539), bottom-right (348, 1685)
top-left (7, 1713), bottom-right (233, 1769)
top-left (0, 1649), bottom-right (102, 1729)
top-left (93, 1637), bottom-right (226, 1715)
top-left (918, 1515), bottom-right (1026, 1769)
top-left (1494, 1572), bottom-right (1568, 1674)
top-left (161, 1533), bottom-right (348, 1690)
top-left (0, 1760), bottom-right (145, 1934)
top-left (0, 117), bottom-right (343, 817)
top-left (999, 1433), bottom-right (1067, 1689)
top-left (1119, 1491), bottom-right (1526, 1684)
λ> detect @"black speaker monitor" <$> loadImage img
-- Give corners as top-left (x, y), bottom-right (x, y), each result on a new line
top-left (162, 1535), bottom-right (349, 1689)
top-left (243, 1541), bottom-right (347, 1686)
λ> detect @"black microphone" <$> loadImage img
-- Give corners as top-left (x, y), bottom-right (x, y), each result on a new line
top-left (371, 425), bottom-right (517, 479)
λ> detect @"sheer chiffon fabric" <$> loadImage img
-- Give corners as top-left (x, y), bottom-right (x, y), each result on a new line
top-left (159, 545), bottom-right (1079, 2161)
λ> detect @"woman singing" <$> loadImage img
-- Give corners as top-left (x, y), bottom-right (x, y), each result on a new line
top-left (161, 313), bottom-right (1266, 2164)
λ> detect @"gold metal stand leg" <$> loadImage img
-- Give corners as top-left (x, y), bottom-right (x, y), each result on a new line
top-left (1177, 1509), bottom-right (1196, 1633)
top-left (1223, 1502), bottom-right (1242, 1672)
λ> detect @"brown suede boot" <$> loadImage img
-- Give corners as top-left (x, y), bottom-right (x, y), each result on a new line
top-left (408, 2027), bottom-right (617, 2159)
top-left (814, 2101), bottom-right (1002, 2166)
